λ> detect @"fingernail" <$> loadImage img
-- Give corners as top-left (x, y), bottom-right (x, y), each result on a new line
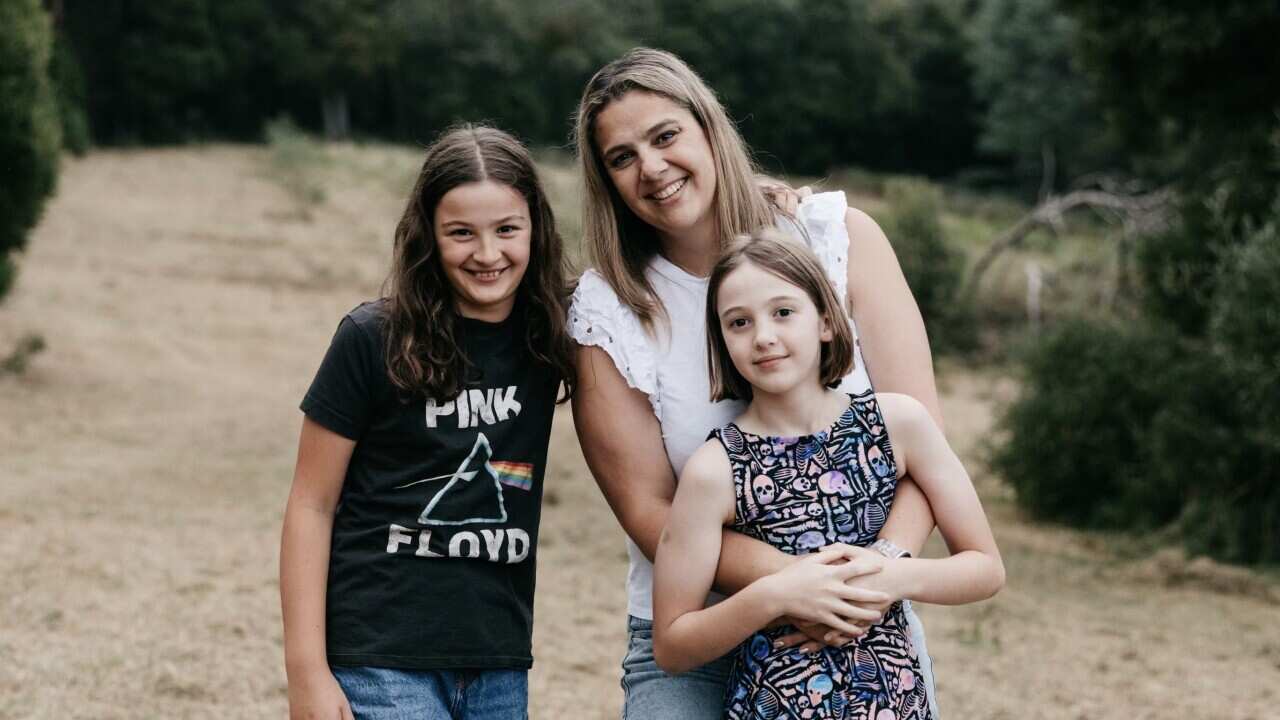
top-left (773, 640), bottom-right (784, 648)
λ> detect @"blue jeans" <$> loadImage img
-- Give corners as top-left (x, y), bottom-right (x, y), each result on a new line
top-left (622, 604), bottom-right (940, 718)
top-left (621, 615), bottom-right (735, 719)
top-left (332, 666), bottom-right (528, 720)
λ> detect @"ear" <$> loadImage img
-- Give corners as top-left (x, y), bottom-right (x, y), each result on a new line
top-left (819, 313), bottom-right (834, 342)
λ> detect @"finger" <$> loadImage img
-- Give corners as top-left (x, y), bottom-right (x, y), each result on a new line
top-left (798, 640), bottom-right (822, 654)
top-left (834, 585), bottom-right (892, 605)
top-left (797, 185), bottom-right (814, 198)
top-left (818, 612), bottom-right (866, 638)
top-left (772, 631), bottom-right (809, 649)
top-left (821, 630), bottom-right (852, 646)
top-left (829, 603), bottom-right (882, 624)
top-left (805, 546), bottom-right (849, 565)
top-left (834, 559), bottom-right (883, 579)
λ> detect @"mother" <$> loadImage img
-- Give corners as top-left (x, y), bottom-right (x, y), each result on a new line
top-left (569, 48), bottom-right (945, 718)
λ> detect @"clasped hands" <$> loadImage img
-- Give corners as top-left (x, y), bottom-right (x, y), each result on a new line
top-left (761, 543), bottom-right (902, 654)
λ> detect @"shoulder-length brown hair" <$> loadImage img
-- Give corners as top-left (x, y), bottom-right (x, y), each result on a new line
top-left (706, 229), bottom-right (854, 402)
top-left (382, 124), bottom-right (575, 403)
top-left (573, 47), bottom-right (781, 332)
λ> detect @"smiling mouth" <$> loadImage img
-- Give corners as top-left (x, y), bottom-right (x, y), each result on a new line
top-left (754, 354), bottom-right (789, 367)
top-left (468, 267), bottom-right (509, 282)
top-left (647, 177), bottom-right (687, 203)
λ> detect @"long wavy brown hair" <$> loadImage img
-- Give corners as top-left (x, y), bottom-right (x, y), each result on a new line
top-left (573, 47), bottom-right (784, 333)
top-left (382, 124), bottom-right (575, 403)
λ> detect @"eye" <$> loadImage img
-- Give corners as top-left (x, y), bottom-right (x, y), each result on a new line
top-left (608, 151), bottom-right (634, 170)
top-left (447, 228), bottom-right (473, 238)
top-left (727, 317), bottom-right (749, 329)
top-left (497, 224), bottom-right (521, 235)
top-left (655, 128), bottom-right (679, 145)
top-left (775, 307), bottom-right (795, 318)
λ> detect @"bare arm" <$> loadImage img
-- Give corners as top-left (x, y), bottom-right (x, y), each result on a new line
top-left (280, 416), bottom-right (355, 720)
top-left (652, 443), bottom-right (887, 674)
top-left (572, 344), bottom-right (792, 593)
top-left (853, 393), bottom-right (1005, 605)
top-left (845, 207), bottom-right (940, 556)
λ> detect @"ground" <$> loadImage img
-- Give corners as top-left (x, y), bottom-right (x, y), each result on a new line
top-left (1, 146), bottom-right (1276, 719)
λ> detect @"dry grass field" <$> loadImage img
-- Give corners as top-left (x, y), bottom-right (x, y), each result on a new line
top-left (1, 145), bottom-right (1278, 719)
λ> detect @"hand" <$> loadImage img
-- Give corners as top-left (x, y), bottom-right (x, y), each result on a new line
top-left (840, 556), bottom-right (908, 616)
top-left (758, 178), bottom-right (814, 215)
top-left (288, 667), bottom-right (354, 720)
top-left (760, 544), bottom-right (889, 637)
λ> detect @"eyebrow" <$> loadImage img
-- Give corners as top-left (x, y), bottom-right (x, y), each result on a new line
top-left (719, 294), bottom-right (806, 316)
top-left (602, 118), bottom-right (680, 161)
top-left (441, 214), bottom-right (527, 228)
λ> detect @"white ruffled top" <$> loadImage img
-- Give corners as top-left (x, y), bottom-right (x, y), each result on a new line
top-left (568, 191), bottom-right (872, 620)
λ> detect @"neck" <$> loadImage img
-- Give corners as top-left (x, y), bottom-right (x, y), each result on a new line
top-left (657, 214), bottom-right (719, 278)
top-left (741, 380), bottom-right (846, 437)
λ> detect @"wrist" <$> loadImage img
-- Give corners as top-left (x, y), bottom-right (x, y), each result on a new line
top-left (884, 557), bottom-right (922, 602)
top-left (749, 573), bottom-right (786, 619)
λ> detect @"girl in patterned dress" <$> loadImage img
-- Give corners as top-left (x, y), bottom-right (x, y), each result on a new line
top-left (651, 231), bottom-right (1005, 720)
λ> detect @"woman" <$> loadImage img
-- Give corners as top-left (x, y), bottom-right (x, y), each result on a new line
top-left (568, 48), bottom-right (945, 718)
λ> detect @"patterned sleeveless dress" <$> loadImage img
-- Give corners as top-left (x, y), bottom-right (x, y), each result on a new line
top-left (711, 391), bottom-right (932, 720)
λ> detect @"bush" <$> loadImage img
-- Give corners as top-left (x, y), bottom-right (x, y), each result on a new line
top-left (991, 317), bottom-right (1188, 528)
top-left (996, 223), bottom-right (1280, 563)
top-left (880, 178), bottom-right (973, 353)
top-left (1176, 223), bottom-right (1280, 564)
top-left (0, 0), bottom-right (61, 304)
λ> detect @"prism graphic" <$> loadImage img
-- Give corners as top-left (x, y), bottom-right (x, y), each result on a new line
top-left (418, 433), bottom-right (508, 526)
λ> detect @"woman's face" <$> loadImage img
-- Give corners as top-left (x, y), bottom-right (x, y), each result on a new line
top-left (593, 91), bottom-right (718, 244)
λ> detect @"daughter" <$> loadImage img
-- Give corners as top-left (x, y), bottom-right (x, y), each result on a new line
top-left (280, 125), bottom-right (574, 719)
top-left (652, 231), bottom-right (1004, 719)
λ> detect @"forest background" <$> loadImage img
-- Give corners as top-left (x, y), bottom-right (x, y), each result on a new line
top-left (3, 0), bottom-right (1279, 717)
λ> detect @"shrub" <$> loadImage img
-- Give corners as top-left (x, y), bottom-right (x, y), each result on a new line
top-left (991, 317), bottom-right (1188, 528)
top-left (0, 0), bottom-right (61, 303)
top-left (880, 178), bottom-right (973, 353)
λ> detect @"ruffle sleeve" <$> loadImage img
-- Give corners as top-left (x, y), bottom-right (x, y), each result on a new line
top-left (796, 190), bottom-right (850, 302)
top-left (568, 269), bottom-right (662, 419)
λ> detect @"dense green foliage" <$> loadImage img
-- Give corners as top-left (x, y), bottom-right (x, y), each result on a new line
top-left (969, 0), bottom-right (1114, 193)
top-left (56, 0), bottom-right (996, 178)
top-left (0, 0), bottom-right (61, 301)
top-left (998, 1), bottom-right (1280, 563)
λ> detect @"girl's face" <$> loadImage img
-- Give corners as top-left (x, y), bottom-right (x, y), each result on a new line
top-left (594, 91), bottom-right (718, 245)
top-left (433, 180), bottom-right (532, 323)
top-left (716, 261), bottom-right (833, 398)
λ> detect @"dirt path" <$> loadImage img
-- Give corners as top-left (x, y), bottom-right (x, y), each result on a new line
top-left (1, 148), bottom-right (1276, 719)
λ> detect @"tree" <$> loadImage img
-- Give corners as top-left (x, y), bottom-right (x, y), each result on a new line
top-left (0, 0), bottom-right (61, 300)
top-left (969, 0), bottom-right (1114, 197)
top-left (272, 0), bottom-right (392, 139)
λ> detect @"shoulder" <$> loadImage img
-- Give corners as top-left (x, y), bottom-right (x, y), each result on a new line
top-left (343, 299), bottom-right (388, 340)
top-left (875, 391), bottom-right (938, 466)
top-left (678, 439), bottom-right (735, 520)
top-left (844, 206), bottom-right (888, 244)
top-left (568, 268), bottom-right (659, 399)
top-left (681, 439), bottom-right (732, 486)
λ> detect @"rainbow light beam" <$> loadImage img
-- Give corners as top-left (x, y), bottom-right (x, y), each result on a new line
top-left (490, 461), bottom-right (534, 491)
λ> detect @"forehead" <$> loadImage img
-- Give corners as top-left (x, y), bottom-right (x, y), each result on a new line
top-left (434, 180), bottom-right (528, 221)
top-left (716, 261), bottom-right (812, 309)
top-left (593, 91), bottom-right (696, 150)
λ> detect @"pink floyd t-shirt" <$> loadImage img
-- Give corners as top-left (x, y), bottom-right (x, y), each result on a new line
top-left (301, 300), bottom-right (559, 670)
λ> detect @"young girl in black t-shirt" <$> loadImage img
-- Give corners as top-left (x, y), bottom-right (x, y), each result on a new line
top-left (280, 125), bottom-right (576, 719)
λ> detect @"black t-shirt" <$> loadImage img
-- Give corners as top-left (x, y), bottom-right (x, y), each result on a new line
top-left (300, 300), bottom-right (558, 670)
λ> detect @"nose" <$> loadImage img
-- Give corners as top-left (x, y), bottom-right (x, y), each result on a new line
top-left (753, 321), bottom-right (777, 348)
top-left (637, 147), bottom-right (667, 181)
top-left (473, 234), bottom-right (502, 265)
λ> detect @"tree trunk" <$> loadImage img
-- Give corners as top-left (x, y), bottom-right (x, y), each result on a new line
top-left (321, 90), bottom-right (350, 140)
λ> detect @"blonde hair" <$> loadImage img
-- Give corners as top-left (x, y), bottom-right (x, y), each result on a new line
top-left (573, 47), bottom-right (779, 330)
top-left (706, 229), bottom-right (855, 402)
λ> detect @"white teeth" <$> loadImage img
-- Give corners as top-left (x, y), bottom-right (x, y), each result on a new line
top-left (652, 178), bottom-right (686, 201)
